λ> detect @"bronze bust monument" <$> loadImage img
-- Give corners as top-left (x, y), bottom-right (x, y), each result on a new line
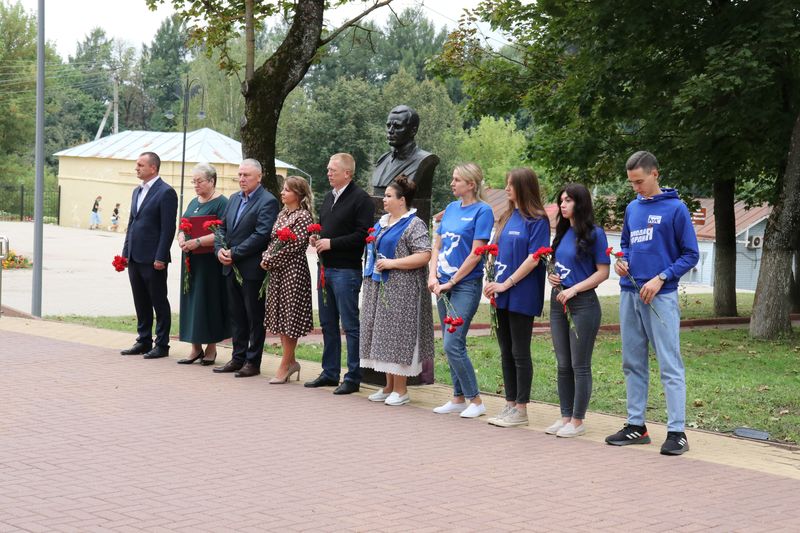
top-left (364, 105), bottom-right (439, 386)
top-left (371, 105), bottom-right (439, 222)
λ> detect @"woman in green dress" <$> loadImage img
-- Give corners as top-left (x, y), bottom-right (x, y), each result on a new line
top-left (176, 163), bottom-right (230, 365)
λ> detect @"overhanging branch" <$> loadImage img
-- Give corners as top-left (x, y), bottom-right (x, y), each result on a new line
top-left (319, 0), bottom-right (394, 46)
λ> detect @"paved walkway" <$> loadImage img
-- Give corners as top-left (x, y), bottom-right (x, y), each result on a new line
top-left (2, 317), bottom-right (799, 531)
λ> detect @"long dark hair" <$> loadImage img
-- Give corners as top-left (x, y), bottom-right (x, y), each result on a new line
top-left (496, 167), bottom-right (546, 236)
top-left (552, 183), bottom-right (596, 257)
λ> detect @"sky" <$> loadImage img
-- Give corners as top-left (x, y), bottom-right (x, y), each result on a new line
top-left (16, 0), bottom-right (505, 60)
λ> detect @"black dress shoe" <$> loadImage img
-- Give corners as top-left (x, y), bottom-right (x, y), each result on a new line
top-left (143, 346), bottom-right (169, 359)
top-left (333, 381), bottom-right (360, 395)
top-left (304, 374), bottom-right (339, 388)
top-left (235, 362), bottom-right (261, 378)
top-left (120, 342), bottom-right (152, 355)
top-left (213, 360), bottom-right (244, 373)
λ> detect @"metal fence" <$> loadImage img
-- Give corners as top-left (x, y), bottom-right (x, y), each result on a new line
top-left (0, 185), bottom-right (60, 224)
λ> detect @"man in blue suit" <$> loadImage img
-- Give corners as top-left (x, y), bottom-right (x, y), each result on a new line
top-left (120, 152), bottom-right (178, 359)
top-left (213, 158), bottom-right (278, 378)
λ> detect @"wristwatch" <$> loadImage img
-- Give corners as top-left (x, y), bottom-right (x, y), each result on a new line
top-left (658, 272), bottom-right (668, 282)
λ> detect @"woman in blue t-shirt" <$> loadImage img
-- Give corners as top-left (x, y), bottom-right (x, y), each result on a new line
top-left (428, 163), bottom-right (494, 419)
top-left (545, 183), bottom-right (610, 438)
top-left (482, 168), bottom-right (550, 428)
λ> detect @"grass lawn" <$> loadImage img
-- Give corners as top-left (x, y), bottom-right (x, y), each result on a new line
top-left (48, 291), bottom-right (799, 443)
top-left (293, 328), bottom-right (800, 444)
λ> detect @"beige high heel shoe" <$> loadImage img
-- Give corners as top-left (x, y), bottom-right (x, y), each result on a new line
top-left (269, 362), bottom-right (301, 384)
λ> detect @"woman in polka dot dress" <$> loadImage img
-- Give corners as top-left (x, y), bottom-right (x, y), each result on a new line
top-left (261, 176), bottom-right (314, 383)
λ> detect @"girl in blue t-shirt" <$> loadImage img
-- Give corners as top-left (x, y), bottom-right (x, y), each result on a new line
top-left (545, 183), bottom-right (610, 438)
top-left (428, 163), bottom-right (494, 419)
top-left (482, 168), bottom-right (550, 428)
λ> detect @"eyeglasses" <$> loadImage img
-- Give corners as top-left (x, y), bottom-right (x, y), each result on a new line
top-left (191, 179), bottom-right (210, 185)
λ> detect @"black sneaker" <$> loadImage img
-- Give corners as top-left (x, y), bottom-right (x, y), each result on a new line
top-left (605, 424), bottom-right (651, 446)
top-left (660, 431), bottom-right (689, 455)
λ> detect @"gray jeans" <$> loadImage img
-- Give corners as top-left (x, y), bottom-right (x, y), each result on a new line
top-left (550, 288), bottom-right (601, 420)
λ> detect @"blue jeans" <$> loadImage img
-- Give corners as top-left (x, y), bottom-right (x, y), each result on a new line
top-left (318, 267), bottom-right (362, 384)
top-left (436, 278), bottom-right (482, 400)
top-left (619, 290), bottom-right (685, 431)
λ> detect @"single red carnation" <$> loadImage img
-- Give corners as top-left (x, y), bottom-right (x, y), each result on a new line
top-left (605, 246), bottom-right (614, 256)
top-left (365, 235), bottom-right (376, 243)
top-left (367, 227), bottom-right (376, 234)
top-left (615, 251), bottom-right (625, 258)
top-left (447, 326), bottom-right (457, 333)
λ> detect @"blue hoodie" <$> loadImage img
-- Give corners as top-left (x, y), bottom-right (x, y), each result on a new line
top-left (619, 188), bottom-right (699, 294)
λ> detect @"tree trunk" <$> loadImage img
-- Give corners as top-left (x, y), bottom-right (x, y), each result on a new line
top-left (750, 111), bottom-right (800, 338)
top-left (712, 178), bottom-right (738, 316)
top-left (790, 246), bottom-right (800, 313)
top-left (240, 0), bottom-right (325, 197)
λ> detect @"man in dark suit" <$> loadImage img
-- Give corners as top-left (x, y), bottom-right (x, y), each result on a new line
top-left (120, 152), bottom-right (178, 359)
top-left (213, 158), bottom-right (278, 378)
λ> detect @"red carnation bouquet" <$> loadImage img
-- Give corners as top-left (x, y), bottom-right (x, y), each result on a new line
top-left (474, 243), bottom-right (499, 337)
top-left (533, 245), bottom-right (576, 336)
top-left (606, 246), bottom-right (664, 323)
top-left (439, 293), bottom-right (465, 333)
top-left (112, 255), bottom-right (128, 272)
top-left (259, 226), bottom-right (298, 298)
top-left (179, 218), bottom-right (193, 294)
top-left (203, 219), bottom-right (243, 285)
top-left (307, 223), bottom-right (327, 305)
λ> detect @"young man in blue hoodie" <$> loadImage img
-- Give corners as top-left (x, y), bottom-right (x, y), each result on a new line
top-left (605, 151), bottom-right (699, 455)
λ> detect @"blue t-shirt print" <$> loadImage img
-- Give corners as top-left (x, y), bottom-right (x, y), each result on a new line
top-left (436, 200), bottom-right (494, 283)
top-left (494, 210), bottom-right (550, 317)
top-left (553, 226), bottom-right (610, 288)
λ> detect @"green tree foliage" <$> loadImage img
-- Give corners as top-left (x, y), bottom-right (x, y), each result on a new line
top-left (276, 76), bottom-right (385, 209)
top-left (146, 0), bottom-right (395, 196)
top-left (140, 15), bottom-right (188, 131)
top-left (457, 116), bottom-right (530, 190)
top-left (435, 0), bottom-right (800, 326)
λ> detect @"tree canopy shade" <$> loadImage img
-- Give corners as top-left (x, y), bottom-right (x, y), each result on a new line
top-left (435, 0), bottom-right (800, 334)
top-left (146, 0), bottom-right (395, 197)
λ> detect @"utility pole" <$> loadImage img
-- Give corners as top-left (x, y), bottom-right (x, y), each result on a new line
top-left (32, 0), bottom-right (44, 317)
top-left (113, 71), bottom-right (119, 134)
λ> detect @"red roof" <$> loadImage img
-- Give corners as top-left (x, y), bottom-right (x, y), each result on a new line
top-left (692, 198), bottom-right (771, 241)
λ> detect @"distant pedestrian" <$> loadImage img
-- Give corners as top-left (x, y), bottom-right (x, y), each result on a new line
top-left (605, 151), bottom-right (699, 455)
top-left (545, 183), bottom-right (609, 438)
top-left (109, 203), bottom-right (120, 231)
top-left (89, 196), bottom-right (102, 229)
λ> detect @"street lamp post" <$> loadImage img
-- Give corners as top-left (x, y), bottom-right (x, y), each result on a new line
top-left (167, 74), bottom-right (205, 216)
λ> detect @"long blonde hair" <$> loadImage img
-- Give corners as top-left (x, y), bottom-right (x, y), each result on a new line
top-left (453, 162), bottom-right (486, 201)
top-left (284, 175), bottom-right (315, 217)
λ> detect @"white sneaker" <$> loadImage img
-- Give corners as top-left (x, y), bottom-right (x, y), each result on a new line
top-left (491, 407), bottom-right (529, 427)
top-left (545, 419), bottom-right (566, 435)
top-left (459, 403), bottom-right (486, 418)
top-left (384, 392), bottom-right (410, 406)
top-left (556, 422), bottom-right (586, 438)
top-left (433, 401), bottom-right (467, 414)
top-left (368, 389), bottom-right (390, 402)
